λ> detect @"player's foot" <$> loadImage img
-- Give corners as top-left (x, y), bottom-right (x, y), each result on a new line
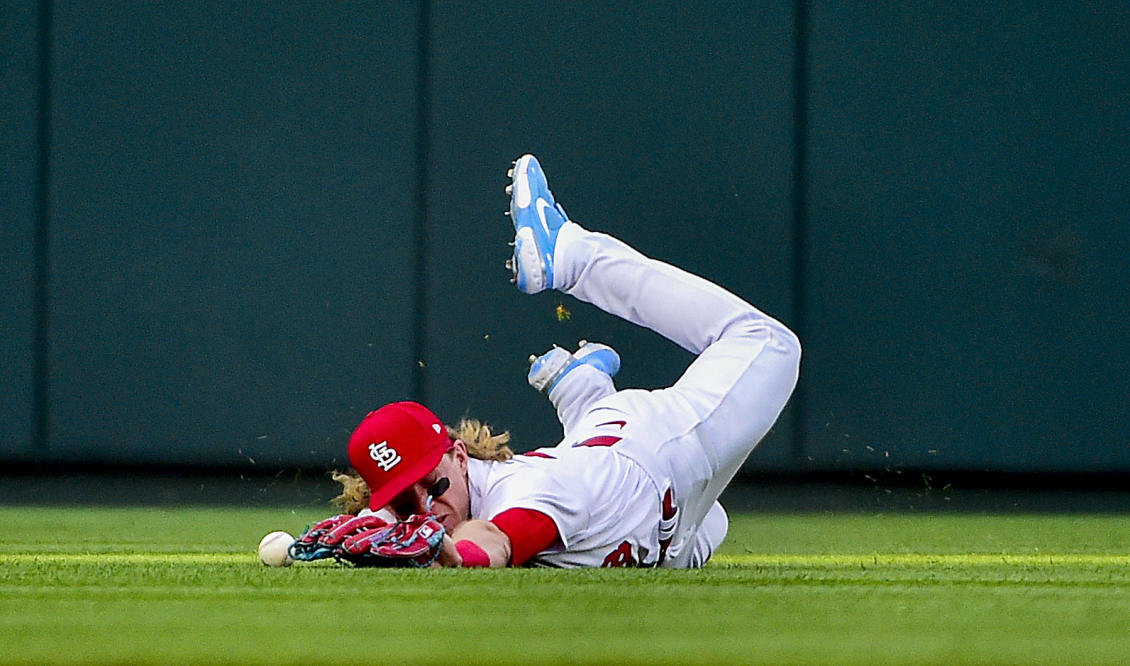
top-left (527, 340), bottom-right (620, 394)
top-left (505, 154), bottom-right (569, 294)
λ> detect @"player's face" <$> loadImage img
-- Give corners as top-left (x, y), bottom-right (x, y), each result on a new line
top-left (388, 440), bottom-right (470, 533)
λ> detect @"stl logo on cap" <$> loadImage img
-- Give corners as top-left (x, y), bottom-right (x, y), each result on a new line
top-left (368, 441), bottom-right (402, 472)
top-left (347, 401), bottom-right (452, 512)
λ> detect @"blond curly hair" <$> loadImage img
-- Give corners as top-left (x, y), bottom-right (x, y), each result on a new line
top-left (332, 417), bottom-right (513, 514)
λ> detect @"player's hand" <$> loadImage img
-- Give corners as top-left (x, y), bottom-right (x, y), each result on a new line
top-left (435, 534), bottom-right (461, 568)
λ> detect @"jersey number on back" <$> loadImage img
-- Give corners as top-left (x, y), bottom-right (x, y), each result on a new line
top-left (601, 541), bottom-right (637, 567)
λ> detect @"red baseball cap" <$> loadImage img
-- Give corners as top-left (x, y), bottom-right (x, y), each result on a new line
top-left (347, 401), bottom-right (451, 512)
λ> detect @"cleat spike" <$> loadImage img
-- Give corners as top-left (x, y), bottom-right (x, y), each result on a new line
top-left (507, 168), bottom-right (514, 178)
top-left (509, 276), bottom-right (517, 285)
top-left (504, 210), bottom-right (510, 216)
top-left (505, 258), bottom-right (514, 271)
top-left (528, 354), bottom-right (537, 365)
top-left (507, 241), bottom-right (515, 247)
top-left (505, 184), bottom-right (513, 195)
top-left (578, 339), bottom-right (588, 348)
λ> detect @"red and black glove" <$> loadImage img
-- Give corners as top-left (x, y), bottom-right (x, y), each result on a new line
top-left (336, 513), bottom-right (446, 568)
top-left (289, 514), bottom-right (393, 561)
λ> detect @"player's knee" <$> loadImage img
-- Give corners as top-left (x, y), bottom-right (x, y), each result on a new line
top-left (753, 320), bottom-right (802, 410)
top-left (775, 324), bottom-right (802, 375)
top-left (735, 314), bottom-right (802, 377)
top-left (689, 502), bottom-right (729, 567)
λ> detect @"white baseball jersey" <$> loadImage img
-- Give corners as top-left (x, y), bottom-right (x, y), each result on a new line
top-left (467, 446), bottom-right (663, 567)
top-left (471, 222), bottom-right (801, 568)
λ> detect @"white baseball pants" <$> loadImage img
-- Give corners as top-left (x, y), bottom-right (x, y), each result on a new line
top-left (548, 222), bottom-right (801, 567)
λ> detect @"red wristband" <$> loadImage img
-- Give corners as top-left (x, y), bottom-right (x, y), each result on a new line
top-left (455, 540), bottom-right (490, 567)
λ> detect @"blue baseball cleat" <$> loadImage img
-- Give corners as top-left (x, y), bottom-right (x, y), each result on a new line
top-left (506, 154), bottom-right (570, 294)
top-left (528, 340), bottom-right (621, 394)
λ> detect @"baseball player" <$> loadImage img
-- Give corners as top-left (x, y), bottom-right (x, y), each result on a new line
top-left (291, 155), bottom-right (800, 568)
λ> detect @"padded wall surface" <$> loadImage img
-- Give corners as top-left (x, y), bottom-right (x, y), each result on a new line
top-left (5, 3), bottom-right (1127, 474)
top-left (47, 3), bottom-right (419, 466)
top-left (0, 3), bottom-right (39, 457)
top-left (803, 3), bottom-right (1130, 471)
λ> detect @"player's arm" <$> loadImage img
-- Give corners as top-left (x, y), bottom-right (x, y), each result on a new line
top-left (439, 508), bottom-right (560, 568)
top-left (438, 519), bottom-right (511, 567)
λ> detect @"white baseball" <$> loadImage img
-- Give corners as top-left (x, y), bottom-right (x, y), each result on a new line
top-left (257, 530), bottom-right (295, 567)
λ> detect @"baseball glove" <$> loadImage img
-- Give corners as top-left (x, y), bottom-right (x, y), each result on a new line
top-left (336, 513), bottom-right (446, 568)
top-left (289, 514), bottom-right (393, 562)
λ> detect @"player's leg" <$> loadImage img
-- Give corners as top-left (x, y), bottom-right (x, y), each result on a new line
top-left (550, 215), bottom-right (801, 459)
top-left (683, 501), bottom-right (728, 569)
top-left (527, 341), bottom-right (620, 439)
top-left (555, 227), bottom-right (798, 564)
top-left (505, 155), bottom-right (795, 356)
top-left (506, 155), bottom-right (800, 566)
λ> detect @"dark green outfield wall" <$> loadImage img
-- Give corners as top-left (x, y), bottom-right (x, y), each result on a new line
top-left (2, 2), bottom-right (1127, 473)
top-left (803, 4), bottom-right (1130, 472)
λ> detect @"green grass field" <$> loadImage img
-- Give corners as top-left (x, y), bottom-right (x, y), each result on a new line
top-left (2, 506), bottom-right (1129, 665)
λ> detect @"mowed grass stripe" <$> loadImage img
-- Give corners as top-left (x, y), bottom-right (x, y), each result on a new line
top-left (713, 553), bottom-right (1130, 567)
top-left (1, 553), bottom-right (259, 565)
top-left (3, 552), bottom-right (1129, 566)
